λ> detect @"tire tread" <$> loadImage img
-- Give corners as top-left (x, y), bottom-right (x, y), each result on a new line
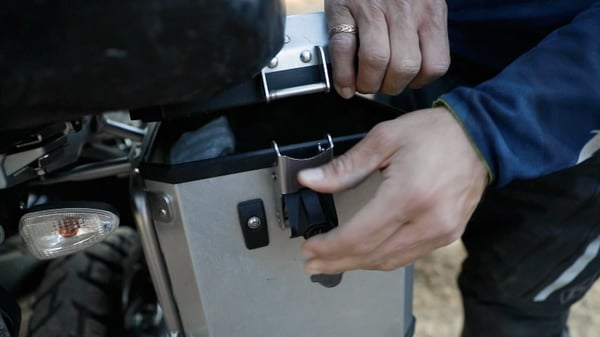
top-left (26, 227), bottom-right (139, 337)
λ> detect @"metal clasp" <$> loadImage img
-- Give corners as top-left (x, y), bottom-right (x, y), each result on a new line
top-left (260, 45), bottom-right (331, 103)
top-left (272, 135), bottom-right (334, 229)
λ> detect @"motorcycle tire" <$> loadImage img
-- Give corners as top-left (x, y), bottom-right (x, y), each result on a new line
top-left (26, 227), bottom-right (139, 337)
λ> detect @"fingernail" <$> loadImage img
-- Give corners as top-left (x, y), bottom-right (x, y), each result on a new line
top-left (340, 87), bottom-right (355, 99)
top-left (298, 168), bottom-right (324, 184)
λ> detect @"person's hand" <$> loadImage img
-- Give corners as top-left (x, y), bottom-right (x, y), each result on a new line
top-left (325, 0), bottom-right (450, 98)
top-left (297, 107), bottom-right (487, 274)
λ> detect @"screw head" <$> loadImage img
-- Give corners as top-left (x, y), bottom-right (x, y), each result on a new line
top-left (268, 57), bottom-right (279, 69)
top-left (300, 50), bottom-right (312, 63)
top-left (247, 216), bottom-right (262, 230)
top-left (159, 209), bottom-right (168, 217)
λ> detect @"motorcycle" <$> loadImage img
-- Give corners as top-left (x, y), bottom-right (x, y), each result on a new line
top-left (0, 2), bottom-right (414, 337)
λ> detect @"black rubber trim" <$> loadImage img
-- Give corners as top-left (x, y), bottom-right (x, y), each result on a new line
top-left (140, 133), bottom-right (364, 184)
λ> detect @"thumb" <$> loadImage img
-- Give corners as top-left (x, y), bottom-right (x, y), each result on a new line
top-left (297, 135), bottom-right (385, 193)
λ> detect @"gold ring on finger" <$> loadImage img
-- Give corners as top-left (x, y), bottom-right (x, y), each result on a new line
top-left (328, 24), bottom-right (358, 38)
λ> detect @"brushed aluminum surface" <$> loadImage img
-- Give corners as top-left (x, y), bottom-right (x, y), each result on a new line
top-left (146, 167), bottom-right (411, 337)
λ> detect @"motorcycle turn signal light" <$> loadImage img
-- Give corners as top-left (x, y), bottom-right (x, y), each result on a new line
top-left (19, 202), bottom-right (119, 259)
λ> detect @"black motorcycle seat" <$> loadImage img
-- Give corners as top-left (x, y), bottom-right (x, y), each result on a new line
top-left (0, 0), bottom-right (284, 131)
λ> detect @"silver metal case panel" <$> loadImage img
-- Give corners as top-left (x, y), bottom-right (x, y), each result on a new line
top-left (146, 168), bottom-right (412, 337)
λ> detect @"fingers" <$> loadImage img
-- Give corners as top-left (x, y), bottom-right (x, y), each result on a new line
top-left (297, 122), bottom-right (397, 193)
top-left (303, 211), bottom-right (462, 275)
top-left (381, 1), bottom-right (449, 94)
top-left (325, 2), bottom-right (358, 99)
top-left (297, 151), bottom-right (374, 193)
top-left (325, 0), bottom-right (450, 96)
top-left (297, 107), bottom-right (486, 275)
top-left (303, 222), bottom-right (424, 275)
top-left (302, 184), bottom-right (404, 272)
top-left (409, 4), bottom-right (450, 89)
top-left (354, 9), bottom-right (390, 93)
top-left (325, 1), bottom-right (392, 96)
top-left (381, 13), bottom-right (421, 94)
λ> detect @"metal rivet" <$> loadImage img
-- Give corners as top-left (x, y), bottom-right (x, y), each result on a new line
top-left (247, 216), bottom-right (262, 230)
top-left (268, 57), bottom-right (279, 69)
top-left (159, 209), bottom-right (168, 217)
top-left (300, 50), bottom-right (312, 63)
top-left (284, 35), bottom-right (291, 44)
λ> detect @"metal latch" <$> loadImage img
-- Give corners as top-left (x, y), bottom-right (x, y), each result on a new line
top-left (272, 134), bottom-right (334, 230)
top-left (260, 45), bottom-right (331, 102)
top-left (272, 135), bottom-right (343, 288)
top-left (260, 12), bottom-right (331, 103)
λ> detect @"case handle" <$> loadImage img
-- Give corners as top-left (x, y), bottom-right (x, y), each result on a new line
top-left (260, 46), bottom-right (331, 102)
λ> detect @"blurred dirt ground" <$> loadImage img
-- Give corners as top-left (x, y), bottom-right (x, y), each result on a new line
top-left (287, 1), bottom-right (600, 336)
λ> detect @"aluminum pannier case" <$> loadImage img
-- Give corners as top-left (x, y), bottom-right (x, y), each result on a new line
top-left (133, 12), bottom-right (415, 337)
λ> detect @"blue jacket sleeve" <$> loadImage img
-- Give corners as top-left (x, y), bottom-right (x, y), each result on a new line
top-left (435, 2), bottom-right (600, 187)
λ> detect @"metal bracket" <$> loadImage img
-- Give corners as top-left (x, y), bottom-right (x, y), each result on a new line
top-left (260, 45), bottom-right (330, 102)
top-left (146, 191), bottom-right (174, 223)
top-left (272, 135), bottom-right (334, 228)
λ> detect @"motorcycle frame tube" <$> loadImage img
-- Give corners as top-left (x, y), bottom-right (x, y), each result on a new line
top-left (130, 169), bottom-right (184, 336)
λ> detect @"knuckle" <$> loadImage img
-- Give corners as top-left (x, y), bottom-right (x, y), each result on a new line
top-left (406, 190), bottom-right (435, 212)
top-left (329, 33), bottom-right (356, 54)
top-left (385, 58), bottom-right (422, 91)
top-left (414, 59), bottom-right (450, 86)
top-left (368, 122), bottom-right (396, 149)
top-left (425, 61), bottom-right (450, 77)
top-left (328, 153), bottom-right (355, 177)
top-left (436, 218), bottom-right (462, 244)
top-left (422, 0), bottom-right (448, 19)
top-left (436, 216), bottom-right (454, 234)
top-left (395, 58), bottom-right (422, 78)
top-left (359, 48), bottom-right (390, 69)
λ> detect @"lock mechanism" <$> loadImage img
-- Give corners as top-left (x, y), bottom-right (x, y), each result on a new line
top-left (273, 135), bottom-right (343, 288)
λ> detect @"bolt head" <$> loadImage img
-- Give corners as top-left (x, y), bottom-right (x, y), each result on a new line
top-left (247, 216), bottom-right (262, 230)
top-left (300, 50), bottom-right (312, 63)
top-left (268, 57), bottom-right (279, 69)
